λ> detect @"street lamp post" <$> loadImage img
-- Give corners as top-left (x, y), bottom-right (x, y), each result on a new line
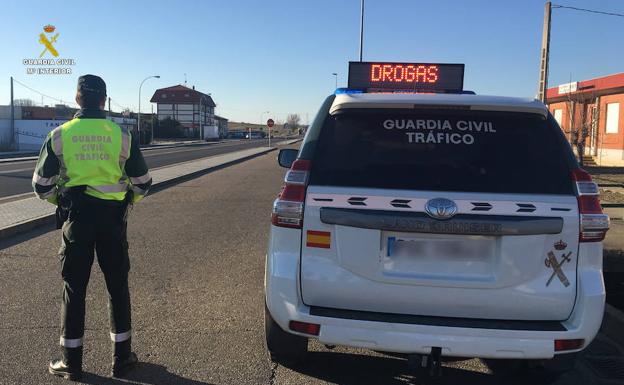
top-left (138, 75), bottom-right (160, 143)
top-left (332, 73), bottom-right (338, 89)
top-left (359, 0), bottom-right (365, 62)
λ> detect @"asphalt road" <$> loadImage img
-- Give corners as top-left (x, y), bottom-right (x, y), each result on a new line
top-left (0, 139), bottom-right (268, 199)
top-left (0, 150), bottom-right (622, 385)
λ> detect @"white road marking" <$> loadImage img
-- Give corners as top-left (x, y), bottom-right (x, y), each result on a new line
top-left (0, 167), bottom-right (34, 175)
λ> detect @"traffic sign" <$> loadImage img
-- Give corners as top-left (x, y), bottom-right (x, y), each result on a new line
top-left (267, 119), bottom-right (274, 128)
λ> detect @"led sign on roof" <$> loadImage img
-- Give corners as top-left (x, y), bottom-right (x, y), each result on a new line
top-left (348, 62), bottom-right (465, 92)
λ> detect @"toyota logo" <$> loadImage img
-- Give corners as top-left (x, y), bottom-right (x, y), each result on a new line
top-left (425, 198), bottom-right (458, 220)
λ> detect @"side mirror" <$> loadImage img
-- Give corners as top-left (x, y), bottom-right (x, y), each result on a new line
top-left (278, 148), bottom-right (298, 168)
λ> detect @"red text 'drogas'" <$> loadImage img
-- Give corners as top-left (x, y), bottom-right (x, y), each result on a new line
top-left (370, 64), bottom-right (439, 84)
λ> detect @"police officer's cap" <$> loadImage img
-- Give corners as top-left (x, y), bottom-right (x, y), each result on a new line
top-left (77, 74), bottom-right (107, 96)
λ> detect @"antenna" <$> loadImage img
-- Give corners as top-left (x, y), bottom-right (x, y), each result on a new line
top-left (184, 73), bottom-right (187, 86)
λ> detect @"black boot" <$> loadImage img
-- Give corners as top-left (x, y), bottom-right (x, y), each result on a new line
top-left (111, 339), bottom-right (138, 378)
top-left (49, 346), bottom-right (83, 381)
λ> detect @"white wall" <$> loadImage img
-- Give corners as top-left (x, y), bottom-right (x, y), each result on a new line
top-left (0, 119), bottom-right (66, 151)
top-left (0, 117), bottom-right (137, 152)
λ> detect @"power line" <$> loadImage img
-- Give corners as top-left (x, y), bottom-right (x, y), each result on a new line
top-left (108, 98), bottom-right (130, 112)
top-left (552, 4), bottom-right (624, 18)
top-left (12, 77), bottom-right (133, 112)
top-left (12, 78), bottom-right (78, 107)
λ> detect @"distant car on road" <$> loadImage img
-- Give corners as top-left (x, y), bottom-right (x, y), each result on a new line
top-left (245, 131), bottom-right (265, 139)
top-left (264, 77), bottom-right (609, 380)
top-left (227, 132), bottom-right (246, 139)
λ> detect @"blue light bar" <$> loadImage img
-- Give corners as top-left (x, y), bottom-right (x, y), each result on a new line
top-left (335, 88), bottom-right (365, 95)
top-left (334, 87), bottom-right (476, 95)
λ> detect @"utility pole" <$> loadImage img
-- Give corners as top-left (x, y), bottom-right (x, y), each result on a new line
top-left (108, 97), bottom-right (111, 116)
top-left (537, 1), bottom-right (552, 103)
top-left (359, 0), bottom-right (365, 62)
top-left (10, 76), bottom-right (15, 150)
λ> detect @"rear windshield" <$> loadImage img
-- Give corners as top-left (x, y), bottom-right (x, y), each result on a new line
top-left (309, 109), bottom-right (575, 195)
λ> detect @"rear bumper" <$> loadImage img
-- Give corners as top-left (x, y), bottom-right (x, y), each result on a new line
top-left (265, 226), bottom-right (606, 359)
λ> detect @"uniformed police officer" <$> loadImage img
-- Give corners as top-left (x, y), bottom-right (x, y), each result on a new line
top-left (32, 75), bottom-right (152, 381)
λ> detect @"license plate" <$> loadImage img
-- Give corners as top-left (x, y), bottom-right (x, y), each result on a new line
top-left (383, 234), bottom-right (495, 280)
top-left (386, 236), bottom-right (491, 259)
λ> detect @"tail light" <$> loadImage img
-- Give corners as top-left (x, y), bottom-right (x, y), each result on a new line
top-left (571, 168), bottom-right (609, 242)
top-left (554, 338), bottom-right (584, 352)
top-left (289, 320), bottom-right (320, 336)
top-left (271, 159), bottom-right (311, 228)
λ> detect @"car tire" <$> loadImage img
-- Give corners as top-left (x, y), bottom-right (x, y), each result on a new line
top-left (264, 303), bottom-right (308, 366)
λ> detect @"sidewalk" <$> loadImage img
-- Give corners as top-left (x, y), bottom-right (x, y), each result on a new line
top-left (0, 146), bottom-right (275, 239)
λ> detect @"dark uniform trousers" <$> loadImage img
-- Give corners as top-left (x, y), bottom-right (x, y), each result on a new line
top-left (59, 197), bottom-right (131, 358)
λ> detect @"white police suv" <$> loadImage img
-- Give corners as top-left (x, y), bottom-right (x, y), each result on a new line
top-left (264, 62), bottom-right (609, 378)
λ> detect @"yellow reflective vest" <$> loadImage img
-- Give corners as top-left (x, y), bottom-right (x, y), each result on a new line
top-left (52, 118), bottom-right (132, 201)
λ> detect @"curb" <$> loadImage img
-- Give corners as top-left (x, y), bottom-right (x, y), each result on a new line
top-left (0, 213), bottom-right (56, 240)
top-left (0, 147), bottom-right (277, 240)
top-left (0, 155), bottom-right (38, 163)
top-left (601, 304), bottom-right (624, 350)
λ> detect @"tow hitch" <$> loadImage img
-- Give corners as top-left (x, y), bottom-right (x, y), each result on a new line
top-left (408, 347), bottom-right (443, 378)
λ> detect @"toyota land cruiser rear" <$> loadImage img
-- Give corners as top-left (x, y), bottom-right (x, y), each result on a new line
top-left (265, 91), bottom-right (609, 378)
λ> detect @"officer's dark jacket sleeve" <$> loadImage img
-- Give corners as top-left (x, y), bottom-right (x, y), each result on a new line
top-left (32, 132), bottom-right (61, 204)
top-left (125, 135), bottom-right (152, 203)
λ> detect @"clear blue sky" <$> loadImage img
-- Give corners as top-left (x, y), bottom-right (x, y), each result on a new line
top-left (0, 0), bottom-right (622, 124)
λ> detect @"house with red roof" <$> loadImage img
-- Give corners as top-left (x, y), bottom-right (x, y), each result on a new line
top-left (150, 84), bottom-right (219, 139)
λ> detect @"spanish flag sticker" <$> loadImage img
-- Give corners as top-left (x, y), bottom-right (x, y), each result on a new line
top-left (306, 230), bottom-right (331, 249)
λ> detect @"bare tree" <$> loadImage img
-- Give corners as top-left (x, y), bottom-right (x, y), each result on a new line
top-left (286, 114), bottom-right (301, 132)
top-left (567, 90), bottom-right (597, 167)
top-left (14, 98), bottom-right (35, 106)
